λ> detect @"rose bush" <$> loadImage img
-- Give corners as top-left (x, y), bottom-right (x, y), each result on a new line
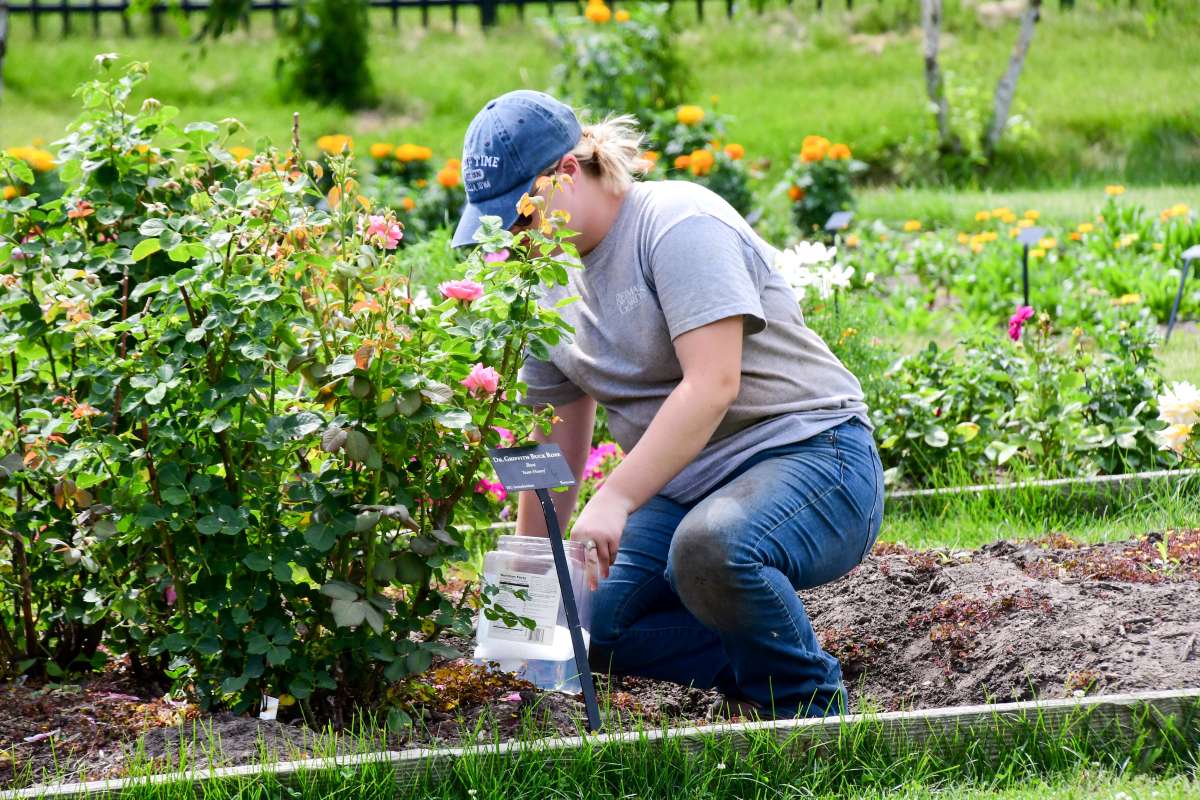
top-left (0, 59), bottom-right (579, 727)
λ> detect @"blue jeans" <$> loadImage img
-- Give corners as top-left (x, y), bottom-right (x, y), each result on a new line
top-left (587, 417), bottom-right (885, 718)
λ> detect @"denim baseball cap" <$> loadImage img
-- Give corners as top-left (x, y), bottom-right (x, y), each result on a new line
top-left (451, 90), bottom-right (582, 249)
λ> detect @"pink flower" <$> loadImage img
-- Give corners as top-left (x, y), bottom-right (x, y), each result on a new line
top-left (164, 584), bottom-right (177, 606)
top-left (492, 426), bottom-right (516, 445)
top-left (484, 248), bottom-right (510, 263)
top-left (364, 214), bottom-right (403, 250)
top-left (1008, 305), bottom-right (1035, 342)
top-left (585, 442), bottom-right (621, 480)
top-left (502, 691), bottom-right (522, 703)
top-left (439, 279), bottom-right (485, 303)
top-left (461, 363), bottom-right (500, 397)
top-left (475, 478), bottom-right (508, 503)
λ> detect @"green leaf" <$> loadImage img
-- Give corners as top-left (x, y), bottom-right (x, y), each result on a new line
top-left (329, 354), bottom-right (358, 376)
top-left (197, 514), bottom-right (222, 535)
top-left (145, 383), bottom-right (168, 405)
top-left (132, 239), bottom-right (161, 262)
top-left (221, 675), bottom-right (249, 694)
top-left (243, 552), bottom-right (271, 572)
top-left (396, 390), bottom-right (422, 417)
top-left (387, 708), bottom-right (412, 732)
top-left (923, 427), bottom-right (949, 448)
top-left (405, 648), bottom-right (432, 674)
top-left (161, 486), bottom-right (190, 506)
top-left (436, 409), bottom-right (472, 430)
top-left (344, 429), bottom-right (370, 462)
top-left (953, 422), bottom-right (981, 442)
top-left (394, 553), bottom-right (427, 584)
top-left (331, 599), bottom-right (366, 628)
top-left (304, 522), bottom-right (336, 552)
top-left (320, 581), bottom-right (359, 601)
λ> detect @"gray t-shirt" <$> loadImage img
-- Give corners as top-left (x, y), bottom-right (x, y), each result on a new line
top-left (517, 179), bottom-right (871, 504)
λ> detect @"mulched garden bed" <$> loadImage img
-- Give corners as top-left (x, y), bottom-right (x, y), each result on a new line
top-left (4, 528), bottom-right (1199, 789)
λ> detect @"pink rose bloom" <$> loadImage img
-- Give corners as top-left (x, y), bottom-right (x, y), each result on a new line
top-left (492, 426), bottom-right (516, 445)
top-left (1008, 305), bottom-right (1035, 342)
top-left (461, 363), bottom-right (501, 397)
top-left (484, 248), bottom-right (510, 263)
top-left (364, 215), bottom-right (403, 250)
top-left (164, 584), bottom-right (177, 606)
top-left (439, 279), bottom-right (485, 303)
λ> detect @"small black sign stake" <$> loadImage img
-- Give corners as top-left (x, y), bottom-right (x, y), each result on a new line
top-left (486, 443), bottom-right (603, 733)
top-left (1166, 245), bottom-right (1200, 345)
top-left (1016, 226), bottom-right (1047, 308)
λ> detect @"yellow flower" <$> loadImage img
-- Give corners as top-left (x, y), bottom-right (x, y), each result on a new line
top-left (957, 232), bottom-right (970, 244)
top-left (316, 134), bottom-right (353, 155)
top-left (227, 145), bottom-right (253, 162)
top-left (676, 105), bottom-right (705, 126)
top-left (975, 211), bottom-right (991, 222)
top-left (1112, 293), bottom-right (1142, 306)
top-left (903, 220), bottom-right (921, 233)
top-left (723, 143), bottom-right (745, 160)
top-left (1161, 203), bottom-right (1190, 219)
top-left (1030, 247), bottom-right (1045, 258)
top-left (845, 233), bottom-right (860, 248)
top-left (1069, 231), bottom-right (1082, 241)
top-left (981, 231), bottom-right (998, 242)
top-left (971, 242), bottom-right (984, 254)
top-left (2, 185), bottom-right (17, 201)
top-left (1105, 184), bottom-right (1125, 196)
top-left (1017, 218), bottom-right (1034, 229)
top-left (1010, 227), bottom-right (1020, 238)
top-left (688, 148), bottom-right (715, 177)
top-left (615, 8), bottom-right (630, 21)
top-left (369, 142), bottom-right (394, 159)
top-left (6, 146), bottom-right (56, 172)
top-left (1038, 237), bottom-right (1057, 249)
top-left (1077, 222), bottom-right (1094, 234)
top-left (1023, 209), bottom-right (1039, 220)
top-left (585, 2), bottom-right (612, 23)
top-left (674, 154), bottom-right (692, 171)
top-left (1153, 242), bottom-right (1164, 251)
top-left (1000, 212), bottom-right (1017, 224)
top-left (991, 207), bottom-right (1012, 217)
top-left (827, 143), bottom-right (852, 160)
top-left (395, 143), bottom-right (432, 162)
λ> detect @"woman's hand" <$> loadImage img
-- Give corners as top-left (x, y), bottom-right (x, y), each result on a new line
top-left (569, 486), bottom-right (634, 590)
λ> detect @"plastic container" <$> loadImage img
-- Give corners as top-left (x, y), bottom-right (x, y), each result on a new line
top-left (473, 534), bottom-right (598, 692)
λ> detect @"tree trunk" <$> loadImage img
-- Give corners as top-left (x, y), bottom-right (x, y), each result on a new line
top-left (920, 0), bottom-right (956, 153)
top-left (0, 0), bottom-right (8, 102)
top-left (984, 0), bottom-right (1043, 159)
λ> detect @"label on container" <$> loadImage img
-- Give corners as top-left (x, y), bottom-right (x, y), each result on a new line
top-left (488, 570), bottom-right (560, 645)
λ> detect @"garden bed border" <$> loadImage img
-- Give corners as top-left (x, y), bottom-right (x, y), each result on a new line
top-left (5, 687), bottom-right (1199, 799)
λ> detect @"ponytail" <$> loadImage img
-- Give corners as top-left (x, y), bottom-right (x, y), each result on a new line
top-left (570, 113), bottom-right (653, 194)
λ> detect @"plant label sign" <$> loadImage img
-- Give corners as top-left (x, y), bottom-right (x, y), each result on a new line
top-left (1182, 245), bottom-right (1200, 261)
top-left (825, 211), bottom-right (854, 232)
top-left (1017, 226), bottom-right (1047, 246)
top-left (487, 444), bottom-right (577, 492)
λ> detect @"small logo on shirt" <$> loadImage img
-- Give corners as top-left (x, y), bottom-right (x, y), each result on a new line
top-left (614, 284), bottom-right (648, 315)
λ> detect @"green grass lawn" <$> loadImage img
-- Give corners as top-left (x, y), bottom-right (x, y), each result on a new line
top-left (2, 0), bottom-right (1198, 189)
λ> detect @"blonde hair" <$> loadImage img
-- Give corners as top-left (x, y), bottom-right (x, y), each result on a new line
top-left (569, 113), bottom-right (654, 194)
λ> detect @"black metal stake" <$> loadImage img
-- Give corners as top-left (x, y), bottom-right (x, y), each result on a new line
top-left (534, 487), bottom-right (603, 733)
top-left (1165, 256), bottom-right (1195, 345)
top-left (1021, 244), bottom-right (1030, 308)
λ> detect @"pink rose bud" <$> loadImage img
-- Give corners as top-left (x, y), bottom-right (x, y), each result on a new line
top-left (484, 248), bottom-right (510, 263)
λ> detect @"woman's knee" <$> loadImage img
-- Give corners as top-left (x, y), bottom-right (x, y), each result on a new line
top-left (665, 502), bottom-right (747, 632)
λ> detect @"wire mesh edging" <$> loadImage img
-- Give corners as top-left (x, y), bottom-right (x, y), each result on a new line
top-left (2, 688), bottom-right (1198, 799)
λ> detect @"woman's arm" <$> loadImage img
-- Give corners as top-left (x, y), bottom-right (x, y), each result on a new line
top-left (570, 315), bottom-right (744, 581)
top-left (514, 393), bottom-right (598, 536)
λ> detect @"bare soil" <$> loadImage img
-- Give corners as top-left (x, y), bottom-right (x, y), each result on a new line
top-left (4, 529), bottom-right (1199, 789)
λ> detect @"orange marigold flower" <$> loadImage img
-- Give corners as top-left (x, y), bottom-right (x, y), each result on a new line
top-left (675, 105), bottom-right (705, 126)
top-left (585, 2), bottom-right (611, 23)
top-left (615, 8), bottom-right (630, 21)
top-left (674, 154), bottom-right (692, 170)
top-left (640, 150), bottom-right (660, 164)
top-left (902, 219), bottom-right (921, 232)
top-left (827, 143), bottom-right (851, 160)
top-left (688, 149), bottom-right (715, 177)
top-left (2, 185), bottom-right (17, 201)
top-left (437, 167), bottom-right (461, 189)
top-left (799, 144), bottom-right (825, 163)
top-left (402, 197), bottom-right (416, 211)
top-left (723, 143), bottom-right (745, 160)
top-left (787, 185), bottom-right (804, 202)
top-left (316, 134), bottom-right (354, 155)
top-left (369, 142), bottom-right (395, 159)
top-left (446, 158), bottom-right (462, 171)
top-left (227, 145), bottom-right (253, 162)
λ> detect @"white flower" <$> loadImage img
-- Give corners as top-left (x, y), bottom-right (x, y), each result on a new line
top-left (864, 271), bottom-right (876, 285)
top-left (411, 286), bottom-right (433, 312)
top-left (1157, 423), bottom-right (1194, 454)
top-left (1157, 381), bottom-right (1200, 426)
top-left (826, 263), bottom-right (855, 291)
top-left (716, 762), bottom-right (726, 770)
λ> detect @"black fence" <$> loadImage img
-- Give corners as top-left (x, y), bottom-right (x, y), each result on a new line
top-left (0, 0), bottom-right (1090, 36)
